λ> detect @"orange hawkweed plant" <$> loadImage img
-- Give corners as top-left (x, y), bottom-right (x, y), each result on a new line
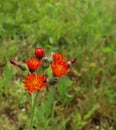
top-left (51, 61), bottom-right (71, 77)
top-left (51, 52), bottom-right (65, 63)
top-left (26, 58), bottom-right (42, 72)
top-left (23, 73), bottom-right (48, 94)
top-left (10, 48), bottom-right (76, 130)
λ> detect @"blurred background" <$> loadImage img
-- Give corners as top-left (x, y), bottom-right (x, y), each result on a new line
top-left (0, 0), bottom-right (116, 130)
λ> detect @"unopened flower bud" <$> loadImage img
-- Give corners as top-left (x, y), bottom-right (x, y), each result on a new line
top-left (48, 77), bottom-right (58, 85)
top-left (42, 57), bottom-right (50, 69)
top-left (19, 63), bottom-right (28, 71)
top-left (48, 56), bottom-right (53, 64)
top-left (67, 58), bottom-right (77, 67)
top-left (10, 59), bottom-right (28, 71)
top-left (10, 59), bottom-right (20, 66)
top-left (35, 48), bottom-right (45, 59)
top-left (50, 52), bottom-right (55, 57)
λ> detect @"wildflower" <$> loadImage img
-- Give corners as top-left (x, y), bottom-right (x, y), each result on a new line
top-left (26, 58), bottom-right (42, 72)
top-left (35, 48), bottom-right (45, 59)
top-left (23, 73), bottom-right (48, 94)
top-left (51, 53), bottom-right (65, 63)
top-left (51, 61), bottom-right (71, 77)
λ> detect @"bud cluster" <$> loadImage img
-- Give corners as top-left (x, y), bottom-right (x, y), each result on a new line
top-left (10, 48), bottom-right (76, 94)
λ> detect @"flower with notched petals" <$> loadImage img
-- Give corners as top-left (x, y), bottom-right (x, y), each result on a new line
top-left (51, 61), bottom-right (70, 77)
top-left (51, 53), bottom-right (65, 63)
top-left (23, 73), bottom-right (48, 94)
top-left (26, 58), bottom-right (42, 72)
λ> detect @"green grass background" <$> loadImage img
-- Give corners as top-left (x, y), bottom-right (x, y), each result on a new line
top-left (0, 0), bottom-right (116, 130)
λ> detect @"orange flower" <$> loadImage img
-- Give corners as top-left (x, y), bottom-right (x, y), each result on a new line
top-left (51, 53), bottom-right (65, 63)
top-left (51, 61), bottom-right (71, 77)
top-left (26, 58), bottom-right (42, 71)
top-left (23, 73), bottom-right (48, 94)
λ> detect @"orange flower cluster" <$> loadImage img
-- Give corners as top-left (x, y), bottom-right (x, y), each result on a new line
top-left (51, 53), bottom-right (71, 77)
top-left (10, 48), bottom-right (76, 94)
top-left (23, 48), bottom-right (47, 94)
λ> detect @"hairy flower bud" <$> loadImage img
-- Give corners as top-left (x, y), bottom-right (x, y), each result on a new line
top-left (42, 57), bottom-right (50, 69)
top-left (18, 63), bottom-right (28, 71)
top-left (48, 77), bottom-right (58, 85)
top-left (35, 48), bottom-right (45, 59)
top-left (10, 59), bottom-right (27, 71)
top-left (10, 59), bottom-right (20, 66)
top-left (67, 58), bottom-right (77, 67)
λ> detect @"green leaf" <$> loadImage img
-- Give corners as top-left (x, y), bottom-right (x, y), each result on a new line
top-left (103, 47), bottom-right (111, 53)
top-left (84, 104), bottom-right (100, 120)
top-left (56, 76), bottom-right (73, 99)
top-left (3, 63), bottom-right (14, 88)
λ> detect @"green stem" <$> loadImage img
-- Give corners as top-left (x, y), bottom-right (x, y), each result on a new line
top-left (29, 92), bottom-right (39, 130)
